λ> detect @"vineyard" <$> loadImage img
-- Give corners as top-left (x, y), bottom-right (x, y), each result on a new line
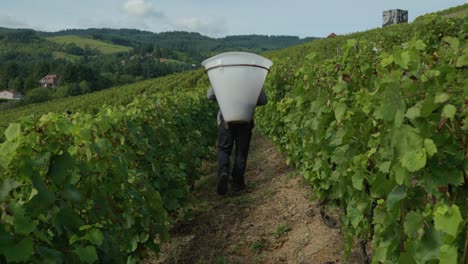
top-left (0, 72), bottom-right (218, 262)
top-left (1, 4), bottom-right (467, 264)
top-left (258, 12), bottom-right (467, 263)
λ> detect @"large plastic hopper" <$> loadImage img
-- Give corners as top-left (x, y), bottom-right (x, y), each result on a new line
top-left (202, 52), bottom-right (273, 122)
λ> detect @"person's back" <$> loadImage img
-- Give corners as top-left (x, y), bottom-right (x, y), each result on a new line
top-left (207, 86), bottom-right (267, 195)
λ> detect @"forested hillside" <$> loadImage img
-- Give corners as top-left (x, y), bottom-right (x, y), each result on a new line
top-left (41, 29), bottom-right (318, 54)
top-left (0, 27), bottom-right (317, 109)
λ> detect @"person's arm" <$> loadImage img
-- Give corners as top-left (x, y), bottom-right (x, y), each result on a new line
top-left (207, 86), bottom-right (217, 101)
top-left (256, 89), bottom-right (267, 106)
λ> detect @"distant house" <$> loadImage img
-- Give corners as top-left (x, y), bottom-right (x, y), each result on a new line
top-left (0, 90), bottom-right (22, 100)
top-left (39, 74), bottom-right (59, 88)
top-left (327, 33), bottom-right (337, 38)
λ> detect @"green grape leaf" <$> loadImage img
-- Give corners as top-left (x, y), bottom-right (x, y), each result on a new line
top-left (347, 205), bottom-right (363, 229)
top-left (5, 123), bottom-right (20, 140)
top-left (13, 207), bottom-right (37, 235)
top-left (130, 235), bottom-right (139, 252)
top-left (332, 81), bottom-right (347, 94)
top-left (443, 37), bottom-right (460, 51)
top-left (378, 161), bottom-right (391, 173)
top-left (393, 125), bottom-right (423, 155)
top-left (334, 102), bottom-right (347, 123)
top-left (73, 246), bottom-right (98, 264)
top-left (434, 203), bottom-right (463, 238)
top-left (346, 39), bottom-right (357, 48)
top-left (405, 103), bottom-right (421, 119)
top-left (0, 140), bottom-right (20, 169)
top-left (386, 185), bottom-right (406, 211)
top-left (0, 179), bottom-right (21, 202)
top-left (434, 93), bottom-right (450, 104)
top-left (420, 94), bottom-right (437, 117)
top-left (374, 83), bottom-right (405, 122)
top-left (1, 237), bottom-right (34, 262)
top-left (381, 55), bottom-right (394, 67)
top-left (423, 139), bottom-right (437, 157)
top-left (397, 51), bottom-right (411, 69)
top-left (401, 149), bottom-right (427, 172)
top-left (49, 152), bottom-right (75, 186)
top-left (404, 211), bottom-right (423, 238)
top-left (392, 163), bottom-right (408, 185)
top-left (414, 40), bottom-right (426, 51)
top-left (462, 116), bottom-right (468, 132)
top-left (394, 109), bottom-right (404, 128)
top-left (439, 245), bottom-right (458, 264)
top-left (69, 234), bottom-right (82, 245)
top-left (352, 173), bottom-right (364, 191)
top-left (442, 104), bottom-right (456, 120)
top-left (456, 48), bottom-right (468, 67)
top-left (88, 229), bottom-right (104, 246)
top-left (413, 227), bottom-right (443, 263)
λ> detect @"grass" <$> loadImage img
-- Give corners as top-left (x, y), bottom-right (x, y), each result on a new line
top-left (52, 51), bottom-right (81, 62)
top-left (250, 239), bottom-right (267, 253)
top-left (274, 224), bottom-right (291, 238)
top-left (47, 35), bottom-right (132, 54)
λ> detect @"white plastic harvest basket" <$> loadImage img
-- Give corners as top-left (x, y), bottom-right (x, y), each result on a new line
top-left (202, 52), bottom-right (273, 122)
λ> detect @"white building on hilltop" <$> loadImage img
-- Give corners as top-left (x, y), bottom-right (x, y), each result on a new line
top-left (0, 90), bottom-right (22, 100)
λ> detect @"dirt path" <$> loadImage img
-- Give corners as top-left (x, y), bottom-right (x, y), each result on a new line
top-left (144, 132), bottom-right (361, 264)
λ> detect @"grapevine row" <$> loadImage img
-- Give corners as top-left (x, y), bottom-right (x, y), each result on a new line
top-left (257, 14), bottom-right (467, 262)
top-left (0, 76), bottom-right (217, 262)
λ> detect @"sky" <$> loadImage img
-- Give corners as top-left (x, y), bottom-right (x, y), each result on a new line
top-left (0, 0), bottom-right (466, 38)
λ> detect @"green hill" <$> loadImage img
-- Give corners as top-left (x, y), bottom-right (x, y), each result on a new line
top-left (47, 35), bottom-right (132, 54)
top-left (0, 27), bottom-right (320, 110)
top-left (42, 29), bottom-right (318, 54)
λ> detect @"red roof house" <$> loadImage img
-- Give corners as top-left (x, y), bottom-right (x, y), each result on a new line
top-left (39, 74), bottom-right (59, 88)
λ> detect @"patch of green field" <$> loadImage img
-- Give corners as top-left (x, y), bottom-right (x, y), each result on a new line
top-left (52, 51), bottom-right (80, 61)
top-left (47, 35), bottom-right (132, 54)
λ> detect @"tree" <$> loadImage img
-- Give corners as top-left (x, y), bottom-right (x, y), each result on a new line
top-left (5, 62), bottom-right (20, 79)
top-left (52, 85), bottom-right (71, 99)
top-left (25, 87), bottom-right (52, 103)
top-left (33, 62), bottom-right (50, 80)
top-left (24, 76), bottom-right (38, 92)
top-left (8, 77), bottom-right (24, 92)
top-left (68, 83), bottom-right (82, 96)
top-left (79, 81), bottom-right (91, 94)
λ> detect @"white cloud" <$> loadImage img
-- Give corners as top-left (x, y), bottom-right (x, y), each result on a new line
top-left (172, 17), bottom-right (227, 36)
top-left (120, 1), bottom-right (227, 36)
top-left (77, 17), bottom-right (121, 29)
top-left (0, 14), bottom-right (27, 28)
top-left (122, 0), bottom-right (164, 18)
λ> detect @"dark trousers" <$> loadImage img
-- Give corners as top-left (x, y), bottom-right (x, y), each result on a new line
top-left (217, 121), bottom-right (254, 185)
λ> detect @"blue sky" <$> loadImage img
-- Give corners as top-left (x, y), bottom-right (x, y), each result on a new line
top-left (0, 0), bottom-right (466, 38)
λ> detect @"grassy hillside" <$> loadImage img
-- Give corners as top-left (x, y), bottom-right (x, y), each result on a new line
top-left (47, 35), bottom-right (133, 54)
